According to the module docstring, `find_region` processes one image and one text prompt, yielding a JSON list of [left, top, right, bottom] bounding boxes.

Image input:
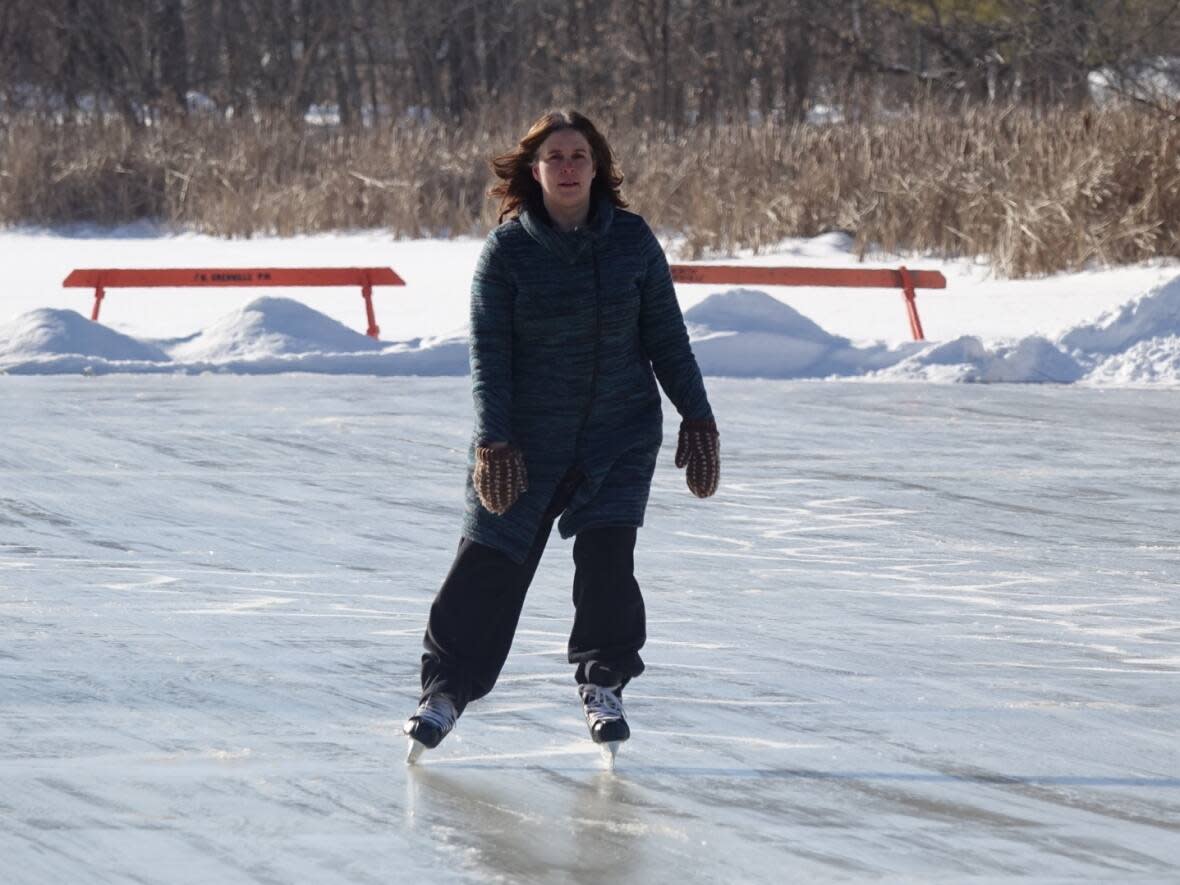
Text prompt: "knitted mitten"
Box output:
[[474, 444, 528, 515], [674, 418, 720, 498]]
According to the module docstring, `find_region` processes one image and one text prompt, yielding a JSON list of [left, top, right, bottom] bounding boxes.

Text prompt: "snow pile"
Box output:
[[1082, 336, 1180, 386], [1058, 275, 1180, 385], [1061, 275, 1180, 355], [374, 334, 470, 376], [867, 273, 1180, 384], [0, 297, 474, 376], [0, 308, 169, 372], [681, 289, 1090, 383], [684, 289, 909, 378], [167, 296, 384, 361], [875, 335, 1084, 383]]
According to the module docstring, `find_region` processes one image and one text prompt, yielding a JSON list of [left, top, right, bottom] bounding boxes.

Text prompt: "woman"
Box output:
[[404, 110, 720, 764]]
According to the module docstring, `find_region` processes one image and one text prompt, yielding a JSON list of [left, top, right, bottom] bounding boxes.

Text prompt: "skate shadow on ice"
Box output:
[[405, 766, 648, 882]]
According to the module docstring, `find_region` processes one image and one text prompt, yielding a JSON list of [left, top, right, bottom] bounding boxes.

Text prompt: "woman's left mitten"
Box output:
[[674, 419, 720, 498], [474, 445, 529, 515]]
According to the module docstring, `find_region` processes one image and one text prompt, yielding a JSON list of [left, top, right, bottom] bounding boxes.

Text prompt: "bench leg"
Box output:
[[898, 266, 925, 341], [91, 286, 105, 323], [362, 285, 380, 339]]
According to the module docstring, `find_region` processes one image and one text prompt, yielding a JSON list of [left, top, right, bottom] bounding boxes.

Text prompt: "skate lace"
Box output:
[[413, 694, 457, 731], [580, 684, 624, 725]]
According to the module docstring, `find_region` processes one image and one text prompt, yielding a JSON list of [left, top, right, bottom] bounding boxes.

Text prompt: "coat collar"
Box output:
[[519, 196, 615, 264]]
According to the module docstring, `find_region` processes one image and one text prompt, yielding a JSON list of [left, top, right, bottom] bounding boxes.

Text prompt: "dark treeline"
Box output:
[[2, 1, 1179, 127]]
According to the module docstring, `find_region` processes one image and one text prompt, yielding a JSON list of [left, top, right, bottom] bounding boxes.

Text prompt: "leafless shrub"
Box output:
[[1, 107, 1177, 277]]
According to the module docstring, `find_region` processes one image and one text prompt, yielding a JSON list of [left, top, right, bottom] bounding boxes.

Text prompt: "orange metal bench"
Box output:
[[62, 267, 405, 338], [669, 265, 946, 340], [63, 263, 944, 343]]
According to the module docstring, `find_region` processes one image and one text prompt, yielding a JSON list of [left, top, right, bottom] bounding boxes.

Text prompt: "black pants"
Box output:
[[420, 470, 647, 714]]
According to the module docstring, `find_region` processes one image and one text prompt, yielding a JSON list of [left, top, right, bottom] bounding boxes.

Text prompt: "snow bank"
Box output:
[[685, 289, 910, 378], [682, 290, 1089, 383], [1061, 275, 1180, 355], [167, 296, 384, 361], [0, 308, 169, 363], [1057, 275, 1180, 385], [875, 335, 1084, 383], [4, 272, 1180, 385], [1083, 336, 1180, 386], [173, 334, 471, 377], [868, 272, 1180, 384], [0, 298, 472, 376]]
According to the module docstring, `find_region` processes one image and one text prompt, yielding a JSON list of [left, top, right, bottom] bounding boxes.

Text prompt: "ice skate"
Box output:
[[579, 683, 629, 765], [403, 694, 458, 764]]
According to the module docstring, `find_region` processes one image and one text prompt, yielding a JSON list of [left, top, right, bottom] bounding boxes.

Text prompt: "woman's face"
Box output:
[[531, 129, 596, 216]]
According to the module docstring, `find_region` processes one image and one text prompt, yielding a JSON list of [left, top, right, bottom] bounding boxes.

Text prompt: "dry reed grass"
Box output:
[[1, 108, 1177, 276]]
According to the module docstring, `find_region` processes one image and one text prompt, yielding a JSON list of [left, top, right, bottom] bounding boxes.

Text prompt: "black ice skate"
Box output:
[[404, 694, 458, 764], [578, 683, 630, 766]]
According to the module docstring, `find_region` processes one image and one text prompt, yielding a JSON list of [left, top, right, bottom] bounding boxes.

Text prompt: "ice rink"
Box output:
[[2, 376, 1178, 883]]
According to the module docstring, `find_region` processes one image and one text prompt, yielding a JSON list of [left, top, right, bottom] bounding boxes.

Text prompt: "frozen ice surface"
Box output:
[[1, 376, 1178, 883]]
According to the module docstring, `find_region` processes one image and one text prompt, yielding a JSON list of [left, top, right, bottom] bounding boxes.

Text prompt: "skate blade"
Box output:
[[406, 739, 428, 765], [599, 741, 620, 768]]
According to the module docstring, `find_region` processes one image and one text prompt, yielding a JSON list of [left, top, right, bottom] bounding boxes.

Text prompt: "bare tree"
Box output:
[[3, 0, 1180, 126], [155, 0, 188, 114]]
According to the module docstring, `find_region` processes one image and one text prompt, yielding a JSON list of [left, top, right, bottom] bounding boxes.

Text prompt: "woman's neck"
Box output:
[[543, 197, 591, 232]]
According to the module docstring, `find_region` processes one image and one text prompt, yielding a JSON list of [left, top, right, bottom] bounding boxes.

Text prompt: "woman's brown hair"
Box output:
[[489, 110, 627, 222]]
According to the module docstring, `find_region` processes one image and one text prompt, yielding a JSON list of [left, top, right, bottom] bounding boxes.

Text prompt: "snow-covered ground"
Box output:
[[2, 228, 1180, 384], [1, 375, 1177, 882]]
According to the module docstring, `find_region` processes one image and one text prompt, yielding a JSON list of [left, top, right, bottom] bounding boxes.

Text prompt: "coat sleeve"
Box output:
[[637, 221, 714, 422], [469, 232, 515, 444]]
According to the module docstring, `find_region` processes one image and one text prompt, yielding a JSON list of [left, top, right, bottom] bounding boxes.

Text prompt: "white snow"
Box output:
[[3, 228, 1180, 384], [0, 307, 169, 362], [168, 296, 385, 362], [1090, 56, 1180, 106], [877, 334, 1086, 384], [1061, 273, 1180, 354]]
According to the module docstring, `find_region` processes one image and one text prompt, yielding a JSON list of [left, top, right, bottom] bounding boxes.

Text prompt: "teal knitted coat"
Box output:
[[461, 198, 714, 563]]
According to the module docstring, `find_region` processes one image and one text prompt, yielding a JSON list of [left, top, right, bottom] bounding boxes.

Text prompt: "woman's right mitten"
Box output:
[[474, 445, 529, 515], [674, 418, 720, 498]]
